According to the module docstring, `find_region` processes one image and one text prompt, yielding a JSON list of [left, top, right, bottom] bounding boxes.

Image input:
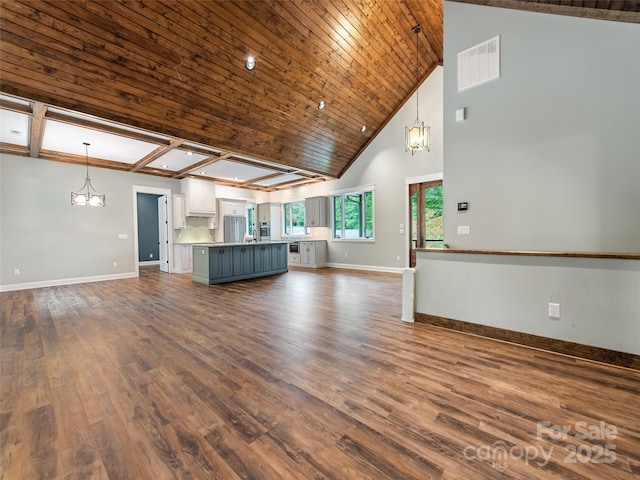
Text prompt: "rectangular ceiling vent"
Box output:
[[458, 35, 500, 92]]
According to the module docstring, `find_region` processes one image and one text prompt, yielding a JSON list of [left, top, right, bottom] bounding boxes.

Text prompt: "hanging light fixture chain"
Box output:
[[71, 142, 106, 206], [414, 25, 421, 122], [405, 24, 430, 155]]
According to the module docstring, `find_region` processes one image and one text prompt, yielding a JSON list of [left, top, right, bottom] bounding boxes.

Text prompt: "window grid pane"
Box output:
[[333, 196, 342, 238], [283, 201, 306, 236], [424, 185, 443, 247], [365, 191, 373, 238]]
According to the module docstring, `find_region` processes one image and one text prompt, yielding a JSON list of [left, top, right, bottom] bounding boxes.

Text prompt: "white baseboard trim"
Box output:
[[326, 262, 403, 274], [139, 260, 160, 266], [0, 272, 138, 292]]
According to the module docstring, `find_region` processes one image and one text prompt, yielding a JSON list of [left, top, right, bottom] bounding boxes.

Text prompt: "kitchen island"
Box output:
[[192, 241, 288, 285]]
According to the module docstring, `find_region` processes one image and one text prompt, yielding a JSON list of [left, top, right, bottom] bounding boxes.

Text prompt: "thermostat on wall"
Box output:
[[457, 202, 469, 211]]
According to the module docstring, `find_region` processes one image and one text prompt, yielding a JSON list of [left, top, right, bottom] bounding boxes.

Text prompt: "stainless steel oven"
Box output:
[[259, 222, 270, 241], [288, 242, 299, 254]]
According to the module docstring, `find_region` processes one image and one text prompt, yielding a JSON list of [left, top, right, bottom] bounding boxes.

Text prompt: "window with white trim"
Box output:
[[332, 188, 374, 240], [283, 201, 306, 236]]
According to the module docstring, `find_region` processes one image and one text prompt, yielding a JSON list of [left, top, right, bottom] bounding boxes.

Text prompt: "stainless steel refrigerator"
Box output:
[[223, 215, 247, 243]]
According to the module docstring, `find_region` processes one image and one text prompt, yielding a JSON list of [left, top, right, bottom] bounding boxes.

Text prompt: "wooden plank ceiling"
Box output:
[[0, 0, 637, 189], [0, 0, 442, 186]]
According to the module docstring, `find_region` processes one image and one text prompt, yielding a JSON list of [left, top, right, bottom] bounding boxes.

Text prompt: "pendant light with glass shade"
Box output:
[[71, 142, 106, 207], [405, 25, 430, 154]]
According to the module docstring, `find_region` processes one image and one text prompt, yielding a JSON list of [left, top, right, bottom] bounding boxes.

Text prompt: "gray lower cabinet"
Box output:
[[193, 242, 288, 285], [233, 246, 254, 276], [271, 243, 287, 270], [254, 244, 272, 273], [211, 247, 233, 280]]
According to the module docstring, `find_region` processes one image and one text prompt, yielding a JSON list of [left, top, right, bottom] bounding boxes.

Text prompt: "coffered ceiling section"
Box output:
[[0, 0, 443, 182]]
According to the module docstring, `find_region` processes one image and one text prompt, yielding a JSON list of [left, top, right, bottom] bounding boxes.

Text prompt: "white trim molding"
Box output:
[[0, 272, 137, 292]]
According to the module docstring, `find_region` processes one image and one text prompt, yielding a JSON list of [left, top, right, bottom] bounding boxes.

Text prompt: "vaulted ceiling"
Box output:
[[0, 0, 637, 191]]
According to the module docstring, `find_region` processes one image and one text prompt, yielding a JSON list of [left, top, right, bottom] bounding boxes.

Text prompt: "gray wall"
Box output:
[[270, 67, 444, 271], [0, 154, 179, 288], [0, 66, 443, 288], [417, 252, 640, 354], [137, 193, 160, 262], [443, 2, 640, 252], [415, 2, 640, 354]]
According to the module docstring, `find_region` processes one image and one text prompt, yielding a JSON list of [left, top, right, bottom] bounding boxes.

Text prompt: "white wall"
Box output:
[[415, 2, 640, 354]]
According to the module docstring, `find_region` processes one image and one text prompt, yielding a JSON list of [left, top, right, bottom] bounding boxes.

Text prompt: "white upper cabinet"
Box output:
[[219, 199, 246, 216], [257, 203, 271, 223], [172, 194, 186, 229], [305, 196, 328, 227], [181, 178, 216, 216]]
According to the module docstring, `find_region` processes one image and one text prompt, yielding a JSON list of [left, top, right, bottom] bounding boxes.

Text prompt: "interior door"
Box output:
[[409, 180, 443, 267], [158, 195, 169, 272]]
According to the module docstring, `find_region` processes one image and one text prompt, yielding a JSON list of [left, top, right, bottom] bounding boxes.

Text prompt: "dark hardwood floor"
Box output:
[[1, 266, 639, 479]]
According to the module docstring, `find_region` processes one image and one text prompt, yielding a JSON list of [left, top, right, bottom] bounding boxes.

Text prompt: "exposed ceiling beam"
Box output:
[[38, 149, 137, 171], [239, 172, 286, 186], [0, 99, 31, 115], [0, 142, 29, 156], [171, 152, 233, 179], [131, 138, 184, 172], [29, 102, 46, 158], [448, 0, 640, 23]]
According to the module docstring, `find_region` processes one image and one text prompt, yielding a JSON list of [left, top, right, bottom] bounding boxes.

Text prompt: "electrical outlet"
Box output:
[[149, 253, 153, 258], [13, 268, 20, 275], [344, 253, 348, 258], [548, 303, 560, 319], [396, 255, 400, 261], [113, 261, 118, 267]]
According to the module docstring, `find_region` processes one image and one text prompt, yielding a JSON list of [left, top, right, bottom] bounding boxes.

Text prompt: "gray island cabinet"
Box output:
[[192, 242, 288, 285]]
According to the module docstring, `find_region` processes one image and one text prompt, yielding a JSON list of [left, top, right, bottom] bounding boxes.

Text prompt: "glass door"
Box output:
[[409, 180, 443, 267]]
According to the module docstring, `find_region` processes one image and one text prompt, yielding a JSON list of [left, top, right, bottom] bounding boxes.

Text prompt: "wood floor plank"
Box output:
[[1, 266, 639, 479]]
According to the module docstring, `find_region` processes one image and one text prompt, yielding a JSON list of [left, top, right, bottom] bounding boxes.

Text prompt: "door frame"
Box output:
[[133, 185, 173, 276], [157, 195, 169, 272], [405, 173, 442, 267]]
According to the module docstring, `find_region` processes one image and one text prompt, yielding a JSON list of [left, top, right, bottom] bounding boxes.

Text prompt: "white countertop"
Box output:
[[186, 241, 288, 247]]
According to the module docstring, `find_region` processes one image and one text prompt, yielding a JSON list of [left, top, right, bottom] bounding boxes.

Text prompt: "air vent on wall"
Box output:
[[458, 35, 500, 92]]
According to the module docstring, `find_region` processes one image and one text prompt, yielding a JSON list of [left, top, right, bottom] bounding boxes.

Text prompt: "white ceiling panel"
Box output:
[[255, 173, 306, 186], [195, 160, 278, 182], [0, 92, 332, 190], [0, 110, 29, 146], [42, 120, 160, 163], [47, 107, 171, 141], [148, 149, 210, 171]]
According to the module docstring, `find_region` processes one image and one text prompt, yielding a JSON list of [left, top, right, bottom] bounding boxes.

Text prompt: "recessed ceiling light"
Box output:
[[161, 164, 168, 169], [245, 56, 256, 71], [318, 100, 326, 110], [200, 171, 207, 175], [361, 125, 367, 132], [186, 151, 193, 156]]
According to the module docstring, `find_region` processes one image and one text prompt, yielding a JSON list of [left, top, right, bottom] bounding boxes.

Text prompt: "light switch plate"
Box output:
[[457, 225, 470, 235]]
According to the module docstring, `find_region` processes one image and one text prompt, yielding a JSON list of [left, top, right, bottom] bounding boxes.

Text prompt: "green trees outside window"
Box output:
[[283, 201, 306, 235], [332, 190, 374, 239]]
